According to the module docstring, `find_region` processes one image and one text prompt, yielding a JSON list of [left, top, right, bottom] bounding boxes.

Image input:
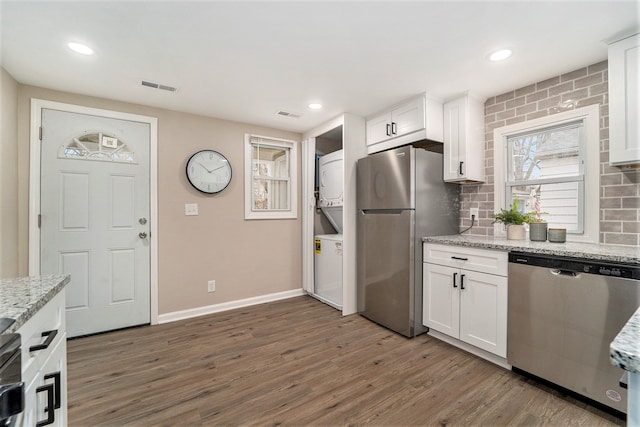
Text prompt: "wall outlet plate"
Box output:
[[208, 280, 216, 292], [470, 207, 479, 219]]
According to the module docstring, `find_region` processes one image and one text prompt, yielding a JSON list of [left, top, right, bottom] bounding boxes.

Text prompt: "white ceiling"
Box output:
[[1, 1, 638, 134]]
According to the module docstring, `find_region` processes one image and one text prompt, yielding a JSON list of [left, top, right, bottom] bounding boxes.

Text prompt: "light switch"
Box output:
[[185, 203, 198, 216]]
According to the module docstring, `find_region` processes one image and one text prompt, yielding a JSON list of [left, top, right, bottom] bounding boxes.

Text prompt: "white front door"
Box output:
[[40, 108, 151, 337]]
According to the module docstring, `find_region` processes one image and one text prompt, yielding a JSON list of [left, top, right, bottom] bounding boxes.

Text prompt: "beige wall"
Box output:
[[459, 61, 639, 246], [0, 68, 19, 278], [13, 82, 302, 314]]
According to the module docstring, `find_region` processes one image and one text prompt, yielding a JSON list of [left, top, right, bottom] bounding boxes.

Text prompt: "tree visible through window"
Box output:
[[506, 121, 584, 233]]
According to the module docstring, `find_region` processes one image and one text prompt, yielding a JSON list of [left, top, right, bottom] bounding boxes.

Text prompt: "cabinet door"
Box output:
[[459, 270, 507, 357], [422, 263, 460, 338], [391, 97, 425, 138], [443, 97, 465, 181], [366, 112, 392, 146], [609, 34, 640, 165], [22, 336, 67, 427]]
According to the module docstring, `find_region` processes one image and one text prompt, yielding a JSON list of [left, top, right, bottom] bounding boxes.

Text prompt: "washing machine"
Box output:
[[314, 234, 343, 309]]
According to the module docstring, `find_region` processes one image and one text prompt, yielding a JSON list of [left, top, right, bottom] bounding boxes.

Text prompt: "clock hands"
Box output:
[[198, 161, 228, 174]]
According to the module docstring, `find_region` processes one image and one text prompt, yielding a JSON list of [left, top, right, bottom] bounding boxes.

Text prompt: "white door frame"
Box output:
[[28, 99, 159, 325]]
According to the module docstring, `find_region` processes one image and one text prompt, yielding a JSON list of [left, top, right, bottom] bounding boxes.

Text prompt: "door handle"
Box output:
[[30, 330, 58, 352], [43, 372, 61, 410], [36, 383, 55, 426], [391, 122, 397, 135], [459, 161, 464, 175], [452, 272, 458, 288], [386, 123, 391, 136], [138, 232, 148, 239], [460, 274, 465, 290]]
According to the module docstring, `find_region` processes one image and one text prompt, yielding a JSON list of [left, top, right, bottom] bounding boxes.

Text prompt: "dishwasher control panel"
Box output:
[[509, 252, 640, 280]]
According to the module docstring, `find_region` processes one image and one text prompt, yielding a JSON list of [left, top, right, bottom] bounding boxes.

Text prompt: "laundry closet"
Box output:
[[313, 126, 343, 309], [302, 114, 366, 316]]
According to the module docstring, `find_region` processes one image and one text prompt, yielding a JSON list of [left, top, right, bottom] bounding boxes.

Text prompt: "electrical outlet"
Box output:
[[207, 280, 216, 292], [470, 208, 479, 220]]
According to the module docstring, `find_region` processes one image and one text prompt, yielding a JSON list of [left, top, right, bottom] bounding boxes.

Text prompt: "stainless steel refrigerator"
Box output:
[[356, 144, 459, 337]]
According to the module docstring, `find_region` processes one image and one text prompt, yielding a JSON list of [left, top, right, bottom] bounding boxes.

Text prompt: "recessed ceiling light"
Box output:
[[489, 49, 512, 62], [308, 103, 323, 110], [68, 42, 94, 56]]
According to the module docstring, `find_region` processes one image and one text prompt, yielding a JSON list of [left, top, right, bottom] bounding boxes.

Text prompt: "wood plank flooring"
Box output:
[[67, 296, 624, 426]]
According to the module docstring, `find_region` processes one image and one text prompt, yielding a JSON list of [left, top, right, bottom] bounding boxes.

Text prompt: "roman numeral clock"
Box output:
[[186, 149, 232, 194]]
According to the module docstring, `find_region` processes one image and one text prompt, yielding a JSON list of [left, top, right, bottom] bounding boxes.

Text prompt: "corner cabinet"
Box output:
[[608, 33, 640, 166], [423, 243, 508, 364], [18, 291, 67, 426], [443, 93, 485, 183], [365, 94, 443, 154]]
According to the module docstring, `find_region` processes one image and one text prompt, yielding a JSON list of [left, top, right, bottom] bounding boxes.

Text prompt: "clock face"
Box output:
[[186, 150, 232, 194]]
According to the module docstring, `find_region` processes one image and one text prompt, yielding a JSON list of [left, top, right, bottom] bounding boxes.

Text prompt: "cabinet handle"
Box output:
[[452, 272, 457, 288], [36, 383, 55, 427], [460, 274, 466, 290], [30, 329, 58, 352], [451, 256, 468, 261], [44, 372, 61, 409], [391, 122, 397, 135], [386, 123, 391, 136], [459, 161, 464, 175]]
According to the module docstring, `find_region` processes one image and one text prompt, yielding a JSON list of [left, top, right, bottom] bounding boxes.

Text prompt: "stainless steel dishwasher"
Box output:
[[508, 252, 640, 414]]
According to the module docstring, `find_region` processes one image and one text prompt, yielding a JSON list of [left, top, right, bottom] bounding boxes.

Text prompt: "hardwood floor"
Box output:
[[67, 296, 624, 426]]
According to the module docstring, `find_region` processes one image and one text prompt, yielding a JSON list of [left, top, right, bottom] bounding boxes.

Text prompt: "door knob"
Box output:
[[139, 232, 148, 239], [139, 217, 147, 225]]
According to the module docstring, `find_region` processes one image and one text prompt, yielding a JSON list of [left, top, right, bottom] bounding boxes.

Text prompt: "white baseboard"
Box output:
[[158, 288, 306, 324]]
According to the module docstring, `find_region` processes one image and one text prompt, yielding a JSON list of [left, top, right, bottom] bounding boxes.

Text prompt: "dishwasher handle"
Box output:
[[550, 269, 581, 278]]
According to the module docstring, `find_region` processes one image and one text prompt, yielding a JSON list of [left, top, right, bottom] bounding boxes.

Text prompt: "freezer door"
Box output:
[[357, 145, 413, 210], [357, 209, 414, 337]]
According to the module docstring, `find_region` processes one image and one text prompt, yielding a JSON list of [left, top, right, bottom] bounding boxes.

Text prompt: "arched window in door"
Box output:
[[58, 132, 137, 164]]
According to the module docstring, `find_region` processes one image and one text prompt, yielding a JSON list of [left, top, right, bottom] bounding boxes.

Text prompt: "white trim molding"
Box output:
[[28, 99, 160, 325], [158, 288, 306, 324], [493, 104, 600, 243]]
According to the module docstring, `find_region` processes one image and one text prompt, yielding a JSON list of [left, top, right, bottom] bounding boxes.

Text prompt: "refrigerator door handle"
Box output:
[[361, 209, 407, 215]]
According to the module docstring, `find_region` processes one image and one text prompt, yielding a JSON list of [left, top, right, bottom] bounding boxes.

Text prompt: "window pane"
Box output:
[[509, 181, 581, 233], [508, 124, 581, 181], [252, 179, 270, 210], [252, 146, 288, 178], [270, 180, 290, 210]]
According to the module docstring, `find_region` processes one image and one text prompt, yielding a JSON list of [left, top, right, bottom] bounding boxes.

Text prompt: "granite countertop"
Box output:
[[611, 307, 640, 374], [422, 234, 640, 265], [0, 274, 70, 334]]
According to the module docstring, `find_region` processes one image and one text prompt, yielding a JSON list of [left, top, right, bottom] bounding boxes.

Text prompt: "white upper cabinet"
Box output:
[[608, 33, 640, 166], [365, 94, 443, 154], [443, 93, 485, 183]]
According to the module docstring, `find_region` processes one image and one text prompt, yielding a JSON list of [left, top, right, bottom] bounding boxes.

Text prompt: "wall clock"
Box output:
[[186, 149, 232, 194]]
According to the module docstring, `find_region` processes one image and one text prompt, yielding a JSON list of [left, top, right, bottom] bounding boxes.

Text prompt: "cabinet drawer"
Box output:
[[423, 243, 508, 276], [20, 292, 65, 382]]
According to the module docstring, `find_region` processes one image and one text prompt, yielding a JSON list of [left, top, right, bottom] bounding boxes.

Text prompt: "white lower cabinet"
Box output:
[[18, 291, 67, 426], [423, 243, 508, 361]]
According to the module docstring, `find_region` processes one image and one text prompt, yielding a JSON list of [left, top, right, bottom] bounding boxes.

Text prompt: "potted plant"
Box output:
[[492, 197, 537, 240]]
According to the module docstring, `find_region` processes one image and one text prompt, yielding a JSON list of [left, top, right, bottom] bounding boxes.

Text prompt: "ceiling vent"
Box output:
[[141, 80, 177, 92], [275, 110, 301, 118]]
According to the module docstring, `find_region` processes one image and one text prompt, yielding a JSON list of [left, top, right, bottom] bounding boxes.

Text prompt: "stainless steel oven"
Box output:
[[0, 332, 23, 426]]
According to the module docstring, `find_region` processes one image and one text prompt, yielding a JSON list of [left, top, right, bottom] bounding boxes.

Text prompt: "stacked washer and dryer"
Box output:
[[314, 150, 343, 309]]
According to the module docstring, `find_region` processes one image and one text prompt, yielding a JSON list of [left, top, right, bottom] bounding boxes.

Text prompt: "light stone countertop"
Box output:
[[611, 307, 640, 374], [422, 234, 640, 265], [0, 274, 70, 334]]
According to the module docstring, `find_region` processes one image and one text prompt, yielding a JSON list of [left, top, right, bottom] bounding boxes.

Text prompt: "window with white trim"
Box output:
[[244, 134, 298, 220], [494, 105, 600, 242], [506, 121, 584, 233]]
